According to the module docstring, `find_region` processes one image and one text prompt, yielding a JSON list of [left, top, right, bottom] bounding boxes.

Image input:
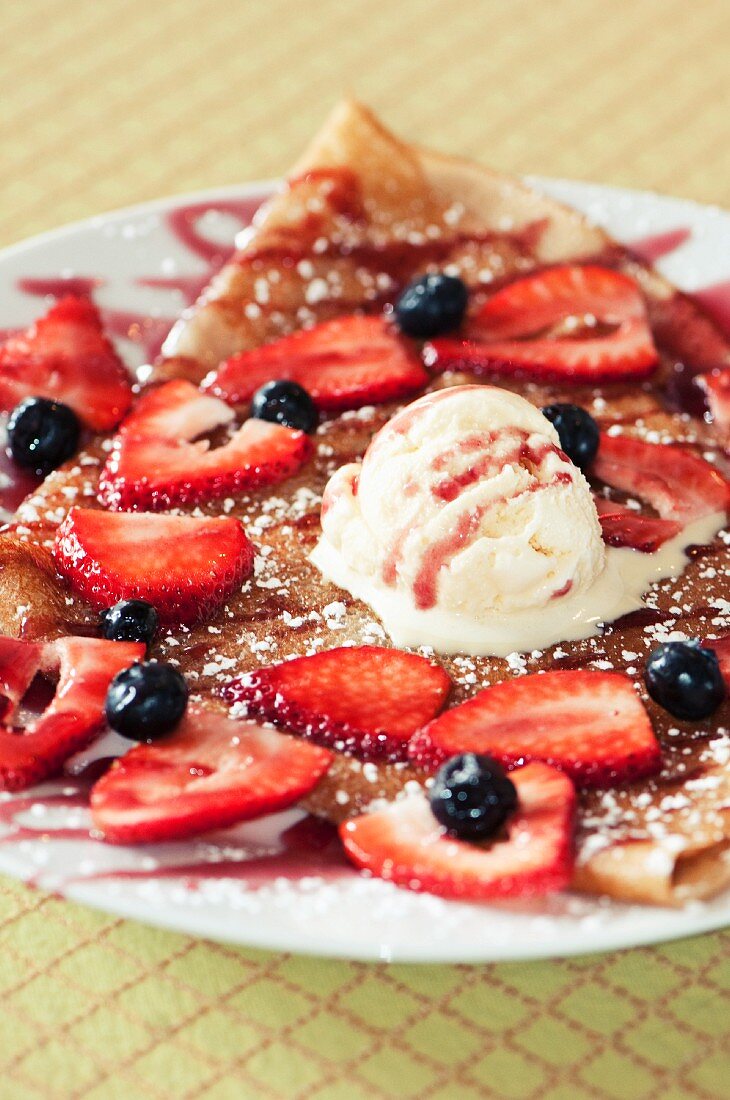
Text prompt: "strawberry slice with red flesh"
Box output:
[[53, 507, 254, 624], [592, 433, 730, 524], [340, 762, 575, 900], [704, 636, 730, 686], [471, 264, 647, 339], [409, 670, 660, 788], [202, 315, 428, 411], [0, 296, 132, 431], [593, 496, 682, 553], [90, 706, 333, 845], [223, 646, 451, 762], [428, 265, 658, 382], [98, 379, 311, 510], [0, 636, 143, 791], [0, 637, 43, 723], [428, 320, 655, 382]]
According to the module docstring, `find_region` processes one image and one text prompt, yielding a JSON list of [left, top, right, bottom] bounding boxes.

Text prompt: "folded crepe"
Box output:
[[155, 99, 610, 381], [4, 101, 729, 906]]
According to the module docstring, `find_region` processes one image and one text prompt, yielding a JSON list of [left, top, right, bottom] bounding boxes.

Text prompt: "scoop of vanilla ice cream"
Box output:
[[312, 386, 605, 627]]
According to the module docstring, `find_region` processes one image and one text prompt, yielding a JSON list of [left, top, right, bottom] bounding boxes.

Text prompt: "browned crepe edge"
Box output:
[[574, 837, 730, 905]]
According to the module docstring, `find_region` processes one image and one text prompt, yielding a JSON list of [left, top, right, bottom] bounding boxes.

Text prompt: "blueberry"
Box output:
[[429, 753, 518, 841], [394, 273, 468, 338], [644, 640, 725, 721], [6, 396, 80, 476], [100, 599, 159, 648], [541, 403, 600, 469], [251, 380, 318, 433], [105, 661, 188, 742]]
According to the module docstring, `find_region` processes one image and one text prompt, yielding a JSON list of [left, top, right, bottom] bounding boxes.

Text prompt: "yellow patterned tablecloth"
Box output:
[[0, 1, 729, 1096]]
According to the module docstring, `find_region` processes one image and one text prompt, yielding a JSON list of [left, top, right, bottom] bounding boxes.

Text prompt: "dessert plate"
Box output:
[[0, 179, 728, 963]]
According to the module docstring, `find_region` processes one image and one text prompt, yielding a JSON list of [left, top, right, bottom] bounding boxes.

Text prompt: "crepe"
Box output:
[[3, 101, 729, 906], [155, 100, 609, 382]]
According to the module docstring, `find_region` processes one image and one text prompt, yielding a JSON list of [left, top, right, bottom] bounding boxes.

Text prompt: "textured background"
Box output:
[[0, 0, 729, 1096]]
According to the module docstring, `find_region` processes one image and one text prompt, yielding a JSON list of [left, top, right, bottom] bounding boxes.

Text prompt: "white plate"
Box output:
[[0, 178, 728, 963]]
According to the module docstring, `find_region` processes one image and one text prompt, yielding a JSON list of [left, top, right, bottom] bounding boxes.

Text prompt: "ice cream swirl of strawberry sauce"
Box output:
[[311, 386, 725, 657]]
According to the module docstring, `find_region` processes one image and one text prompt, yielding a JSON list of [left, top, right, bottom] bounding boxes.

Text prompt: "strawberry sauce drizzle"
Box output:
[[16, 276, 103, 298], [14, 197, 265, 361], [0, 789, 90, 845], [629, 227, 692, 264], [64, 815, 350, 890], [135, 197, 265, 308], [382, 524, 410, 586], [0, 780, 351, 890], [166, 198, 263, 264], [136, 274, 211, 307], [430, 434, 498, 502], [382, 430, 571, 600], [0, 822, 91, 845], [413, 505, 487, 610]]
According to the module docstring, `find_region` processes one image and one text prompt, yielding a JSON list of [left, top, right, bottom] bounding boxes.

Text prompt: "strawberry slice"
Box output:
[[90, 706, 333, 844], [472, 264, 647, 338], [0, 637, 43, 722], [223, 646, 451, 761], [0, 296, 132, 431], [592, 433, 730, 524], [428, 320, 656, 382], [428, 265, 658, 382], [340, 762, 575, 900], [705, 636, 730, 685], [593, 496, 682, 552], [53, 507, 254, 624], [202, 315, 428, 411], [409, 670, 660, 788], [0, 635, 144, 791], [597, 511, 682, 552], [98, 379, 312, 510], [699, 368, 730, 433]]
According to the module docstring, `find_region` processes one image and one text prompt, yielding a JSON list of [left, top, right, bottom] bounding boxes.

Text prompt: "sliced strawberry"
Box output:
[[53, 507, 254, 624], [202, 315, 428, 411], [98, 379, 311, 510], [593, 496, 682, 552], [90, 706, 332, 844], [409, 670, 660, 788], [592, 433, 730, 524], [428, 319, 657, 382], [0, 635, 143, 791], [115, 377, 234, 439], [473, 264, 647, 337], [705, 636, 730, 685], [699, 367, 730, 433], [428, 265, 657, 382], [340, 762, 575, 900], [0, 296, 132, 430], [0, 637, 43, 722], [598, 511, 682, 552], [223, 646, 451, 761]]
